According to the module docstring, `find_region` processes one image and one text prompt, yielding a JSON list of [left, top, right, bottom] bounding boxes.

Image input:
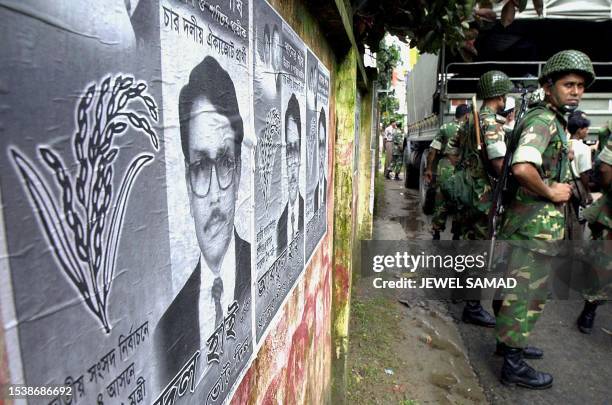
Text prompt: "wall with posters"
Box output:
[[0, 0, 374, 404]]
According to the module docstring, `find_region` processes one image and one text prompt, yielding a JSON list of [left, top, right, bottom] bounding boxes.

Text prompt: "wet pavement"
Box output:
[[374, 175, 612, 405]]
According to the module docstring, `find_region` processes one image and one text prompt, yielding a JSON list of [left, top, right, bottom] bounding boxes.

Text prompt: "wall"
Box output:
[[0, 1, 375, 404]]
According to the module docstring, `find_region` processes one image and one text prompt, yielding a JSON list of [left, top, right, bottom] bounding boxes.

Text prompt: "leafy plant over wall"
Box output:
[[354, 0, 544, 60]]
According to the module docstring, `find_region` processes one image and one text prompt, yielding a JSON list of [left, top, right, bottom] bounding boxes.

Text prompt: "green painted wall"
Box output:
[[331, 46, 358, 404]]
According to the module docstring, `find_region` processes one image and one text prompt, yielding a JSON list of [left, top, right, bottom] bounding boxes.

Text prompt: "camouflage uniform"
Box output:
[[581, 134, 612, 302], [596, 120, 610, 154], [430, 120, 462, 232], [495, 102, 570, 348], [458, 105, 508, 240], [390, 130, 404, 175]]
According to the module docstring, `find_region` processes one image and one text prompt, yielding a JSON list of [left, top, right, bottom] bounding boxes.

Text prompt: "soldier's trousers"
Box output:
[[390, 154, 403, 175], [431, 157, 456, 232], [582, 225, 612, 303], [496, 246, 550, 348], [384, 141, 393, 172]]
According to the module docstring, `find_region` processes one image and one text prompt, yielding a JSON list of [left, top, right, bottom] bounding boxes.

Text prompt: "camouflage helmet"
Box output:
[[539, 50, 595, 87], [477, 70, 513, 99]]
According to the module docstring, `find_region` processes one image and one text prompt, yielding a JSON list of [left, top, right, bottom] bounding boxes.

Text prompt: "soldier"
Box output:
[[458, 71, 513, 328], [576, 134, 611, 333], [495, 50, 595, 389], [424, 104, 470, 240], [597, 120, 610, 154], [390, 122, 404, 180]]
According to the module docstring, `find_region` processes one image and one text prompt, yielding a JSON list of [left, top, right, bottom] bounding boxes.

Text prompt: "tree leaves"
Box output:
[[357, 0, 543, 60]]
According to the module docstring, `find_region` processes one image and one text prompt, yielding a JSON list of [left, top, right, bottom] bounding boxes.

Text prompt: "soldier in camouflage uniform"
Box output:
[[596, 120, 610, 153], [390, 122, 404, 180], [425, 104, 470, 239], [458, 71, 513, 328], [460, 70, 513, 240], [495, 50, 595, 389], [576, 133, 612, 333]]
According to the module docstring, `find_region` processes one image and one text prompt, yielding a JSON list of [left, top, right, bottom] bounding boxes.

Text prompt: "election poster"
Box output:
[[156, 0, 253, 403], [305, 52, 330, 263], [253, 0, 307, 342], [0, 1, 167, 404]]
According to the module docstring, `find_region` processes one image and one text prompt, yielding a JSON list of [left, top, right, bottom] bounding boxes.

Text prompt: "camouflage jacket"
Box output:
[[584, 134, 612, 231], [430, 120, 462, 156], [457, 105, 506, 214], [392, 131, 404, 155], [480, 105, 507, 160], [501, 102, 570, 242]]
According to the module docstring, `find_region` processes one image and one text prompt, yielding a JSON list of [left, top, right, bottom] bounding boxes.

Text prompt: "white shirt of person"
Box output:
[[198, 232, 236, 358], [384, 125, 395, 142], [287, 195, 300, 244], [569, 138, 592, 176]]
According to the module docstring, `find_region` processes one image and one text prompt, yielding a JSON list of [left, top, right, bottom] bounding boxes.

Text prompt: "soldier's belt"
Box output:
[[442, 153, 460, 165]]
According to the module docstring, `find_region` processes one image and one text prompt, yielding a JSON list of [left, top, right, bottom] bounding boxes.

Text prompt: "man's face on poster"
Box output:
[[286, 117, 300, 203], [186, 96, 241, 267], [263, 25, 271, 67], [318, 119, 326, 176], [272, 27, 281, 72]]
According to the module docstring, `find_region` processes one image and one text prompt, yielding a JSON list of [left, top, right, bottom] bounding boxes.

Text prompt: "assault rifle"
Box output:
[[487, 87, 532, 269]]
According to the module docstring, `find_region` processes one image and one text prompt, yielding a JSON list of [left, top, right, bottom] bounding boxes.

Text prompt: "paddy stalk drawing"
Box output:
[[11, 75, 159, 333]]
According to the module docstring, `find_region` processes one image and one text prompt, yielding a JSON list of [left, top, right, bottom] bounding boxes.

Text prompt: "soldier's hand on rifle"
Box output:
[[424, 169, 433, 184], [547, 182, 573, 203]]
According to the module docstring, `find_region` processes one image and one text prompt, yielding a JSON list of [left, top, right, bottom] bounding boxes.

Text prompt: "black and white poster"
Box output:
[[0, 1, 166, 404], [305, 54, 330, 263], [253, 0, 306, 342], [156, 0, 253, 404]]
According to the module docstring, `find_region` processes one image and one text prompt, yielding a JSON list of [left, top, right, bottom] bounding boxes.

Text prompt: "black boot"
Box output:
[[432, 230, 441, 240], [462, 301, 496, 327], [577, 300, 599, 334], [492, 299, 503, 317], [500, 346, 553, 389], [495, 341, 543, 360]]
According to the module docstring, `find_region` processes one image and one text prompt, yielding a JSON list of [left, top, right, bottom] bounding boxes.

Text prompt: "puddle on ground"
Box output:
[[409, 304, 487, 403], [390, 215, 427, 234]]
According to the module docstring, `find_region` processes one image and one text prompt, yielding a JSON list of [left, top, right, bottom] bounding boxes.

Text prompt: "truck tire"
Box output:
[[419, 150, 429, 208], [405, 148, 421, 189]]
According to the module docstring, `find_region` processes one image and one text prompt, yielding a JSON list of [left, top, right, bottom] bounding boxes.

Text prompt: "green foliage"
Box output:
[[376, 40, 402, 126], [355, 0, 545, 60]]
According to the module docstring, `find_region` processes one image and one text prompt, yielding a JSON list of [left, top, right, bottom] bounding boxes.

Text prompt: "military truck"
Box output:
[[403, 0, 612, 207]]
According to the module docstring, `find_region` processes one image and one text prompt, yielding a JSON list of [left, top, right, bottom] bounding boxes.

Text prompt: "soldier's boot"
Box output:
[[577, 300, 599, 334], [462, 300, 496, 327], [432, 230, 441, 240], [500, 347, 553, 389], [492, 299, 502, 316], [394, 173, 401, 180], [495, 341, 543, 360], [450, 221, 461, 240]]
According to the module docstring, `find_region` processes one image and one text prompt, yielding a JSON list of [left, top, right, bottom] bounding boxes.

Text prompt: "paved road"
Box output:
[[381, 177, 612, 405]]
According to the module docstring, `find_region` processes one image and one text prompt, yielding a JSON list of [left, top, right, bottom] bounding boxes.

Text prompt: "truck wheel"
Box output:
[[405, 149, 421, 189], [419, 150, 429, 208]]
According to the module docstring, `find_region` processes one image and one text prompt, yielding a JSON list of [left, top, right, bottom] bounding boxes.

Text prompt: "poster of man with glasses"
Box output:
[[305, 50, 330, 263], [155, 0, 252, 404], [253, 0, 306, 342]]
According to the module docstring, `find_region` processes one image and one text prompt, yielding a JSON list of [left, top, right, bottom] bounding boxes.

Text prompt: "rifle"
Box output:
[[472, 95, 482, 151], [487, 88, 531, 269]]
